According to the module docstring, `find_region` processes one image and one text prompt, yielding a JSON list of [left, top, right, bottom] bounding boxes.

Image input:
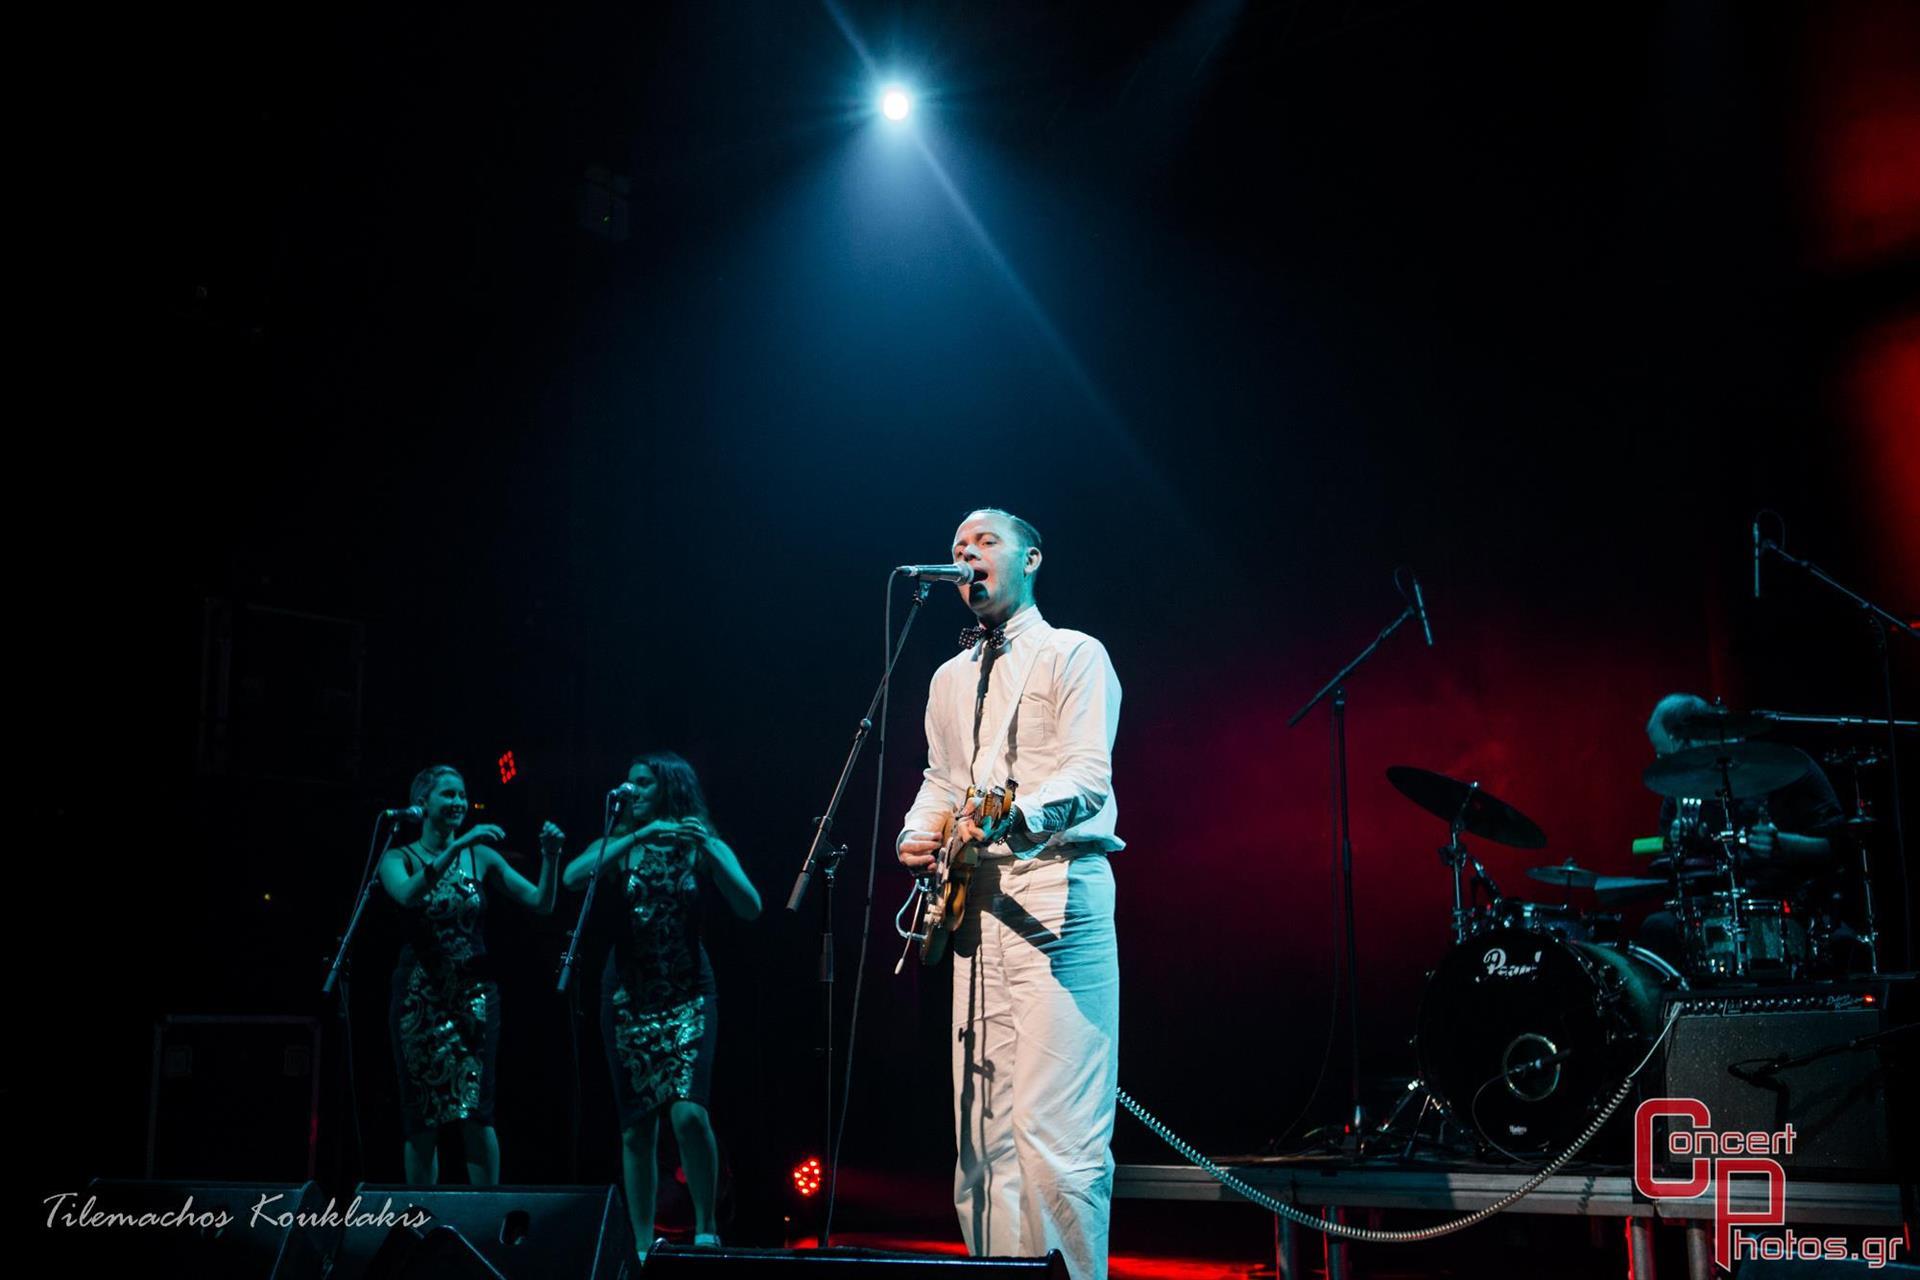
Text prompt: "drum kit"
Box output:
[[1382, 710, 1886, 1161]]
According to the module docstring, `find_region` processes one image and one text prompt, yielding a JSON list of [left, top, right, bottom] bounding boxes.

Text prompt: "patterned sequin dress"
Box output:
[[600, 834, 718, 1129], [388, 850, 501, 1136]]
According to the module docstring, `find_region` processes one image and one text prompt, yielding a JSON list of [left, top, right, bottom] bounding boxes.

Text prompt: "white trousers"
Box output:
[[951, 853, 1119, 1280]]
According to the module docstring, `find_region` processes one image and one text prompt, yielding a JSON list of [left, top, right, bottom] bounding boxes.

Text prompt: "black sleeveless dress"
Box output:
[[389, 850, 501, 1135], [600, 834, 719, 1129]]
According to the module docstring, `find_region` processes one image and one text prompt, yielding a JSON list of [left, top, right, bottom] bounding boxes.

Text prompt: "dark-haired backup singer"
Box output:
[[378, 764, 563, 1185], [897, 509, 1123, 1280], [563, 752, 761, 1261]]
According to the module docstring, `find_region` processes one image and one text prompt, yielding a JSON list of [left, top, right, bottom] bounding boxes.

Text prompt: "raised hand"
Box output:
[[455, 823, 508, 850], [538, 821, 566, 858]]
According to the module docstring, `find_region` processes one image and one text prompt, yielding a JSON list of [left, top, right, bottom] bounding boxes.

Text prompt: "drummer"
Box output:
[[1638, 693, 1845, 963]]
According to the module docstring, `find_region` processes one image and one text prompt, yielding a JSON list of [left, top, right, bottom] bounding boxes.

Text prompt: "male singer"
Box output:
[[897, 508, 1123, 1280]]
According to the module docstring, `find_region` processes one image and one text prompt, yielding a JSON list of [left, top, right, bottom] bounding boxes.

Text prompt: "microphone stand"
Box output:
[[1758, 537, 1916, 970], [559, 792, 625, 1182], [558, 793, 624, 994], [786, 580, 933, 914], [1288, 595, 1423, 1144], [319, 811, 403, 1192], [785, 577, 931, 1246]]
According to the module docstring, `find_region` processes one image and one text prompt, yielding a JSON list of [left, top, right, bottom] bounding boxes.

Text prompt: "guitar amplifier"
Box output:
[[1655, 979, 1915, 1180]]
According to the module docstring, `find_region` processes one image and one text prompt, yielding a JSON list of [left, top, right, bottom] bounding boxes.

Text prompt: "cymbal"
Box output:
[[1385, 766, 1548, 849], [1592, 876, 1672, 906], [1525, 862, 1674, 905], [1528, 860, 1601, 889], [1667, 708, 1773, 742], [1641, 742, 1809, 801]]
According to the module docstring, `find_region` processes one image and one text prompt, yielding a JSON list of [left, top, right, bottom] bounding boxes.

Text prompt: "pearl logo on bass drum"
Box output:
[[1481, 947, 1542, 979]]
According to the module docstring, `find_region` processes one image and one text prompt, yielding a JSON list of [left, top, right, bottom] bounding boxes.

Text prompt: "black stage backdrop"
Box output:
[[26, 0, 1917, 1243]]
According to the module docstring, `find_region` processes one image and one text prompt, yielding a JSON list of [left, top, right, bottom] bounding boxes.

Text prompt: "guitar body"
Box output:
[[916, 781, 1017, 966]]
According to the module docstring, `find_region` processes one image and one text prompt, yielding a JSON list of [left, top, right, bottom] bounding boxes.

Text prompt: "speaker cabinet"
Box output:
[[1658, 984, 1914, 1179], [147, 1015, 320, 1180]]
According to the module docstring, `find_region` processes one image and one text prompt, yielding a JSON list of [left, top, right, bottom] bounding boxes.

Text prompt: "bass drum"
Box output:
[[1415, 929, 1683, 1159]]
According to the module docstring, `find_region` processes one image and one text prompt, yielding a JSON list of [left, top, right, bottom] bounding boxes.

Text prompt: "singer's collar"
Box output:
[[968, 602, 1043, 654]]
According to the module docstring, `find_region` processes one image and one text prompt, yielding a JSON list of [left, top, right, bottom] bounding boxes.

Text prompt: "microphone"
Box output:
[[1410, 575, 1434, 647], [1510, 1048, 1574, 1076], [896, 563, 975, 583], [609, 783, 638, 801], [1752, 517, 1761, 600], [383, 806, 424, 823]]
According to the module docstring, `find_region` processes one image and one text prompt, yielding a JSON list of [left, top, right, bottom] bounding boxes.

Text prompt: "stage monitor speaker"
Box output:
[[642, 1245, 1068, 1277], [328, 1185, 632, 1280], [1658, 983, 1915, 1180], [55, 1180, 335, 1280]]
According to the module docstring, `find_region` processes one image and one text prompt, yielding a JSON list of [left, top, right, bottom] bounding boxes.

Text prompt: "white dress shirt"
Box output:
[[902, 604, 1123, 858]]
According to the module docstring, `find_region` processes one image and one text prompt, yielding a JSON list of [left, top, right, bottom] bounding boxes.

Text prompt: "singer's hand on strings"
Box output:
[[897, 828, 943, 872]]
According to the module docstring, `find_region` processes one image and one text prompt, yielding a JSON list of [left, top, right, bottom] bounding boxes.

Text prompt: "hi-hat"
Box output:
[[1525, 861, 1673, 904], [1527, 860, 1600, 889], [1386, 766, 1547, 849]]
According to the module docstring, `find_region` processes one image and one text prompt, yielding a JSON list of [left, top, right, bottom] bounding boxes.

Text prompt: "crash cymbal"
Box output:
[[1641, 742, 1810, 801], [1385, 766, 1548, 849], [1667, 708, 1774, 742], [1527, 860, 1600, 889]]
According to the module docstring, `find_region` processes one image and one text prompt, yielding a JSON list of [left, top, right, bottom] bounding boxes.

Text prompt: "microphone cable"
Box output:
[[1118, 1007, 1682, 1243]]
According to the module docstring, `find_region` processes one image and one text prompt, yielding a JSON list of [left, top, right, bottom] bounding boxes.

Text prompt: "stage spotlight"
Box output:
[[880, 85, 912, 121]]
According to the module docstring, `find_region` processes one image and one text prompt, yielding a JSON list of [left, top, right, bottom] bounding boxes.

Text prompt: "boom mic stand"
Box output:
[[1757, 530, 1917, 969], [557, 789, 628, 1179], [784, 576, 932, 1246], [1288, 585, 1426, 1143], [319, 810, 406, 1188]]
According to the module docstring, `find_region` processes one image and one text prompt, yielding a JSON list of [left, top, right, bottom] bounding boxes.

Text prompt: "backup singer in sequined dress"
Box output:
[[563, 752, 760, 1261], [380, 764, 562, 1184]]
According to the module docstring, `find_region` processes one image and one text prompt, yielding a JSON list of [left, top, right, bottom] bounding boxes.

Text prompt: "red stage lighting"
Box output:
[[498, 750, 517, 783], [791, 1157, 823, 1198]]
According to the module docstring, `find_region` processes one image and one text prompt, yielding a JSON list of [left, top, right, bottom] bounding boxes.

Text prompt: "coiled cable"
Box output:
[[1116, 1009, 1679, 1243]]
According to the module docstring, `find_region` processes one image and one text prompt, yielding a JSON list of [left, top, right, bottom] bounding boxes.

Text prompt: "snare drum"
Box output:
[[1463, 901, 1592, 942], [1674, 892, 1808, 979], [1499, 901, 1589, 942]]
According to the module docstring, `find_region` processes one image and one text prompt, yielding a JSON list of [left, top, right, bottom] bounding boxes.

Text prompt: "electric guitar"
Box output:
[[912, 780, 1020, 966]]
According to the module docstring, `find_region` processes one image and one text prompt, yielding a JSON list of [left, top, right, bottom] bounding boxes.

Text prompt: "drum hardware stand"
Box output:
[[1778, 720, 1909, 976], [1439, 796, 1504, 944], [1705, 758, 1752, 980], [1288, 588, 1427, 1139], [1374, 1077, 1464, 1158], [1755, 525, 1915, 970]]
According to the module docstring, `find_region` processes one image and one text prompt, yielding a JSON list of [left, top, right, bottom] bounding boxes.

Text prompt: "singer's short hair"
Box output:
[[409, 764, 464, 808], [627, 751, 713, 825], [1646, 693, 1714, 750], [963, 508, 1043, 556]]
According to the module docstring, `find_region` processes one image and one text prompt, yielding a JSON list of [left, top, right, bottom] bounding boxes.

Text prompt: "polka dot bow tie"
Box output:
[[958, 624, 1009, 653]]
